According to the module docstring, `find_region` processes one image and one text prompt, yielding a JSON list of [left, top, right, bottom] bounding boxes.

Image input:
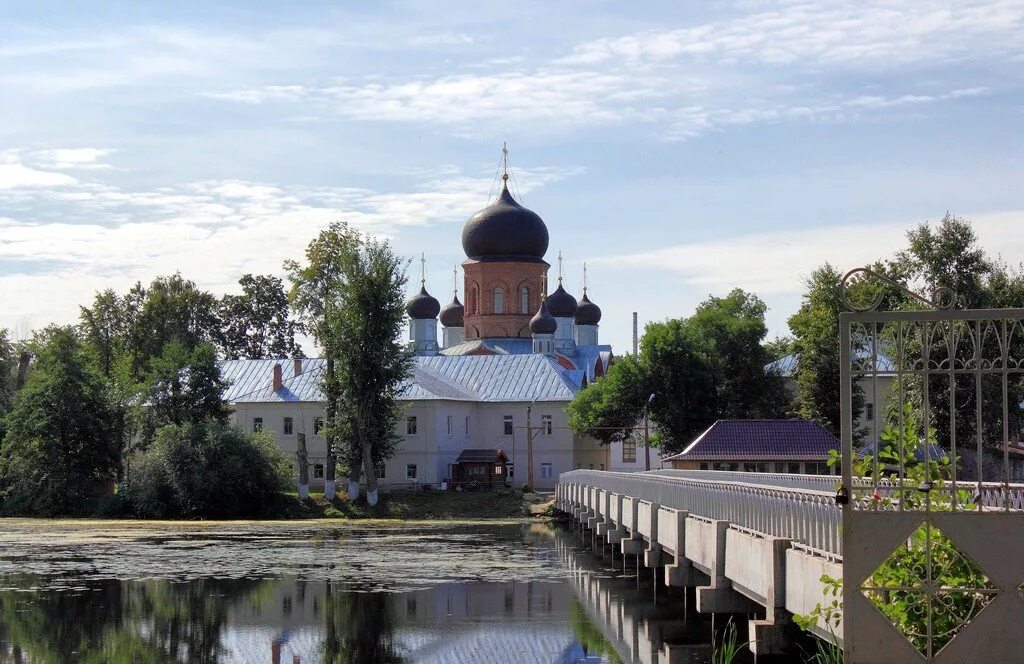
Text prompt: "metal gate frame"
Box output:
[[840, 269, 1024, 664]]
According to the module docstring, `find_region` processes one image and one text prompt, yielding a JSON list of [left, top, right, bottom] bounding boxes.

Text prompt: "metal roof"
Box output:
[[766, 348, 895, 377], [663, 419, 839, 462], [455, 448, 508, 463], [220, 353, 580, 405]]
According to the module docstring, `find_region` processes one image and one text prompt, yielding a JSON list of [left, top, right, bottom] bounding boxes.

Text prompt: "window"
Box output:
[[699, 462, 709, 470], [520, 286, 530, 313], [313, 464, 324, 479], [407, 416, 417, 435], [314, 417, 324, 435], [865, 402, 874, 421], [622, 438, 637, 463], [493, 286, 504, 314], [805, 462, 830, 475], [541, 414, 552, 435], [253, 417, 263, 432], [446, 415, 452, 437], [503, 415, 513, 436], [495, 464, 504, 475], [465, 416, 470, 436], [541, 463, 553, 479], [283, 417, 294, 435], [376, 464, 386, 479], [468, 287, 478, 315], [787, 462, 801, 474], [406, 464, 418, 480]]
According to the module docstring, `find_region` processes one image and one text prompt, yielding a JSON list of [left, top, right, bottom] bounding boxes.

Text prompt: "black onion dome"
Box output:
[[574, 291, 602, 325], [461, 183, 549, 260], [546, 284, 577, 317], [529, 300, 557, 335], [439, 295, 464, 327], [406, 286, 440, 319]]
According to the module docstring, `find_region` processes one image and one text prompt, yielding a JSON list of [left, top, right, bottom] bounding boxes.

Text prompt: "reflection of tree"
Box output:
[[0, 576, 268, 664], [322, 581, 404, 663], [569, 600, 624, 664]]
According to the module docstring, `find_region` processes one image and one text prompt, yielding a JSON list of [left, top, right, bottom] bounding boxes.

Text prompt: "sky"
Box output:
[[1, 0, 1023, 352]]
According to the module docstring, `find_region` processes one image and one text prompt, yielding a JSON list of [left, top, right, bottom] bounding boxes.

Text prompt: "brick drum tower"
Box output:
[[460, 169, 550, 339]]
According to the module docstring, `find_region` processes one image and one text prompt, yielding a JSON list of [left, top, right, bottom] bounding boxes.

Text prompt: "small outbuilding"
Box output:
[[450, 449, 509, 490], [663, 419, 838, 474]]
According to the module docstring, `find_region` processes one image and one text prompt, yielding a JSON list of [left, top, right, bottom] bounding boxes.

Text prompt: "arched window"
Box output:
[[493, 287, 504, 314], [468, 288, 478, 315], [520, 286, 530, 313]]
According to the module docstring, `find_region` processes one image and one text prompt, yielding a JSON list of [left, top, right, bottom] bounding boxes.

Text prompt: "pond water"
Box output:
[[0, 520, 765, 664]]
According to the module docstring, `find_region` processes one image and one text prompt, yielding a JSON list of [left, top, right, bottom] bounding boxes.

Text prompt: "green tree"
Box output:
[[139, 341, 229, 439], [0, 326, 118, 515], [135, 274, 219, 371], [286, 222, 412, 504], [788, 264, 866, 439], [0, 330, 16, 440], [568, 288, 787, 454], [125, 420, 289, 518], [217, 274, 303, 359]]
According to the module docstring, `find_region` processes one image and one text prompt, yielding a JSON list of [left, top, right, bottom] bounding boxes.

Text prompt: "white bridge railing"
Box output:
[[561, 469, 842, 557]]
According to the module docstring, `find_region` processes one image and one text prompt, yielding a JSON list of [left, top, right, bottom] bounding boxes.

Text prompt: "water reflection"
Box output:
[[0, 522, 754, 663]]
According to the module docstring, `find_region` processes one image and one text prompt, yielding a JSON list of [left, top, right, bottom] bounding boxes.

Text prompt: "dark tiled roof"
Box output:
[[663, 419, 838, 462], [455, 448, 508, 463]]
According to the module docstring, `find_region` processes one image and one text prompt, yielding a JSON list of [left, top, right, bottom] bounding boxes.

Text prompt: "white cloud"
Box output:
[[560, 0, 1024, 67], [0, 163, 77, 189], [594, 211, 1024, 296], [0, 156, 578, 332], [35, 148, 116, 170]]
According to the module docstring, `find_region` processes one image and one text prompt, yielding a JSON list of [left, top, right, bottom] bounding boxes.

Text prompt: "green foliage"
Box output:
[[788, 264, 866, 439], [0, 327, 118, 515], [0, 329, 16, 441], [568, 288, 788, 453], [216, 273, 303, 360], [287, 221, 413, 490], [711, 617, 749, 664], [123, 420, 291, 518], [139, 341, 229, 439]]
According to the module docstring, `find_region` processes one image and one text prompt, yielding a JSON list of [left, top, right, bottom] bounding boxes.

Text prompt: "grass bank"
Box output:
[[268, 488, 549, 520]]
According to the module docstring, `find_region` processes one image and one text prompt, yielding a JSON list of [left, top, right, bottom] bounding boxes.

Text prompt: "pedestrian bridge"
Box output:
[[556, 469, 1024, 658]]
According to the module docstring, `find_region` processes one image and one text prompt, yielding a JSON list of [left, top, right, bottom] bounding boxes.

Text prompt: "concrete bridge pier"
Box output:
[[684, 518, 761, 616]]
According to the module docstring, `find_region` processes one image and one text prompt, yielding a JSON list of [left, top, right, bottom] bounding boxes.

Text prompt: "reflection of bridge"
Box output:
[[558, 469, 1024, 658], [554, 530, 714, 664]]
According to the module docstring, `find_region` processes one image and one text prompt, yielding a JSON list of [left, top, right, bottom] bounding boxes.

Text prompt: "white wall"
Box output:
[[230, 397, 609, 491]]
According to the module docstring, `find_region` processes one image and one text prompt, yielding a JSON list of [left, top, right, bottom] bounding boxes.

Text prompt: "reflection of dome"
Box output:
[[461, 183, 549, 260], [440, 295, 464, 327], [406, 286, 440, 319], [546, 284, 577, 318], [574, 292, 601, 325], [529, 300, 557, 335]]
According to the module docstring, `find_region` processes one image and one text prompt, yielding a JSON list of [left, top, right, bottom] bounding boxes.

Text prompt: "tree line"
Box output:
[[569, 214, 1024, 455], [0, 221, 409, 515]]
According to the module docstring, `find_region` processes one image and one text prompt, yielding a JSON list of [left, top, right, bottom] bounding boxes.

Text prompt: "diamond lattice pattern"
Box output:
[[861, 522, 1000, 658]]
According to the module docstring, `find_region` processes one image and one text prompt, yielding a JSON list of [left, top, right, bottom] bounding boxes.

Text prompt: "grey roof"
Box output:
[[663, 419, 838, 462], [766, 348, 895, 377], [440, 338, 534, 356], [455, 448, 508, 463], [220, 353, 581, 405]]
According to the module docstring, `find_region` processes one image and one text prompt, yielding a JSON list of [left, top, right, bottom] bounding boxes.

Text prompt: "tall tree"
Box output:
[[0, 330, 16, 442], [135, 274, 219, 369], [0, 326, 117, 515], [217, 274, 303, 359], [286, 222, 411, 504], [140, 341, 229, 437], [788, 264, 867, 438], [568, 288, 787, 454]]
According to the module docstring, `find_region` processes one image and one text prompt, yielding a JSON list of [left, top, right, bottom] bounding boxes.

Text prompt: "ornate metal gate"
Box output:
[[840, 269, 1024, 663]]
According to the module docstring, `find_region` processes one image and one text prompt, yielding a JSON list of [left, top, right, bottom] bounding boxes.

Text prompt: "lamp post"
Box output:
[[644, 393, 655, 471]]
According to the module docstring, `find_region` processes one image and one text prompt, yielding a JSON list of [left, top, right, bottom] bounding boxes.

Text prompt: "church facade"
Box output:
[[222, 171, 662, 491]]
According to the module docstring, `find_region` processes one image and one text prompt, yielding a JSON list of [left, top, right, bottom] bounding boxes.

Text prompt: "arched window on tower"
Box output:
[[493, 287, 504, 314], [520, 286, 530, 314], [468, 288, 478, 315]]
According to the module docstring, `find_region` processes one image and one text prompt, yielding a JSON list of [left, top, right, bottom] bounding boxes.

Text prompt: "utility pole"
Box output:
[[644, 393, 655, 471], [527, 397, 537, 488]]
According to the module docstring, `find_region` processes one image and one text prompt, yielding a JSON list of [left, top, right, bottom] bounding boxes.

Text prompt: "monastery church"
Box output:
[[222, 159, 661, 491]]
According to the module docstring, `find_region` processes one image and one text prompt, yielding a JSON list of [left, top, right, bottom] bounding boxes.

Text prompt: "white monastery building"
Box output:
[[222, 168, 661, 490]]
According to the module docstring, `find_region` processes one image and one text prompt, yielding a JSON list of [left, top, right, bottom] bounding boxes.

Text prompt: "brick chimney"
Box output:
[[294, 358, 303, 376], [272, 363, 283, 391]]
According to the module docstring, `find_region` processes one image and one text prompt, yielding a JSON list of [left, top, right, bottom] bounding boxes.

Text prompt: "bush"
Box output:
[[521, 484, 533, 494], [124, 420, 290, 518]]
